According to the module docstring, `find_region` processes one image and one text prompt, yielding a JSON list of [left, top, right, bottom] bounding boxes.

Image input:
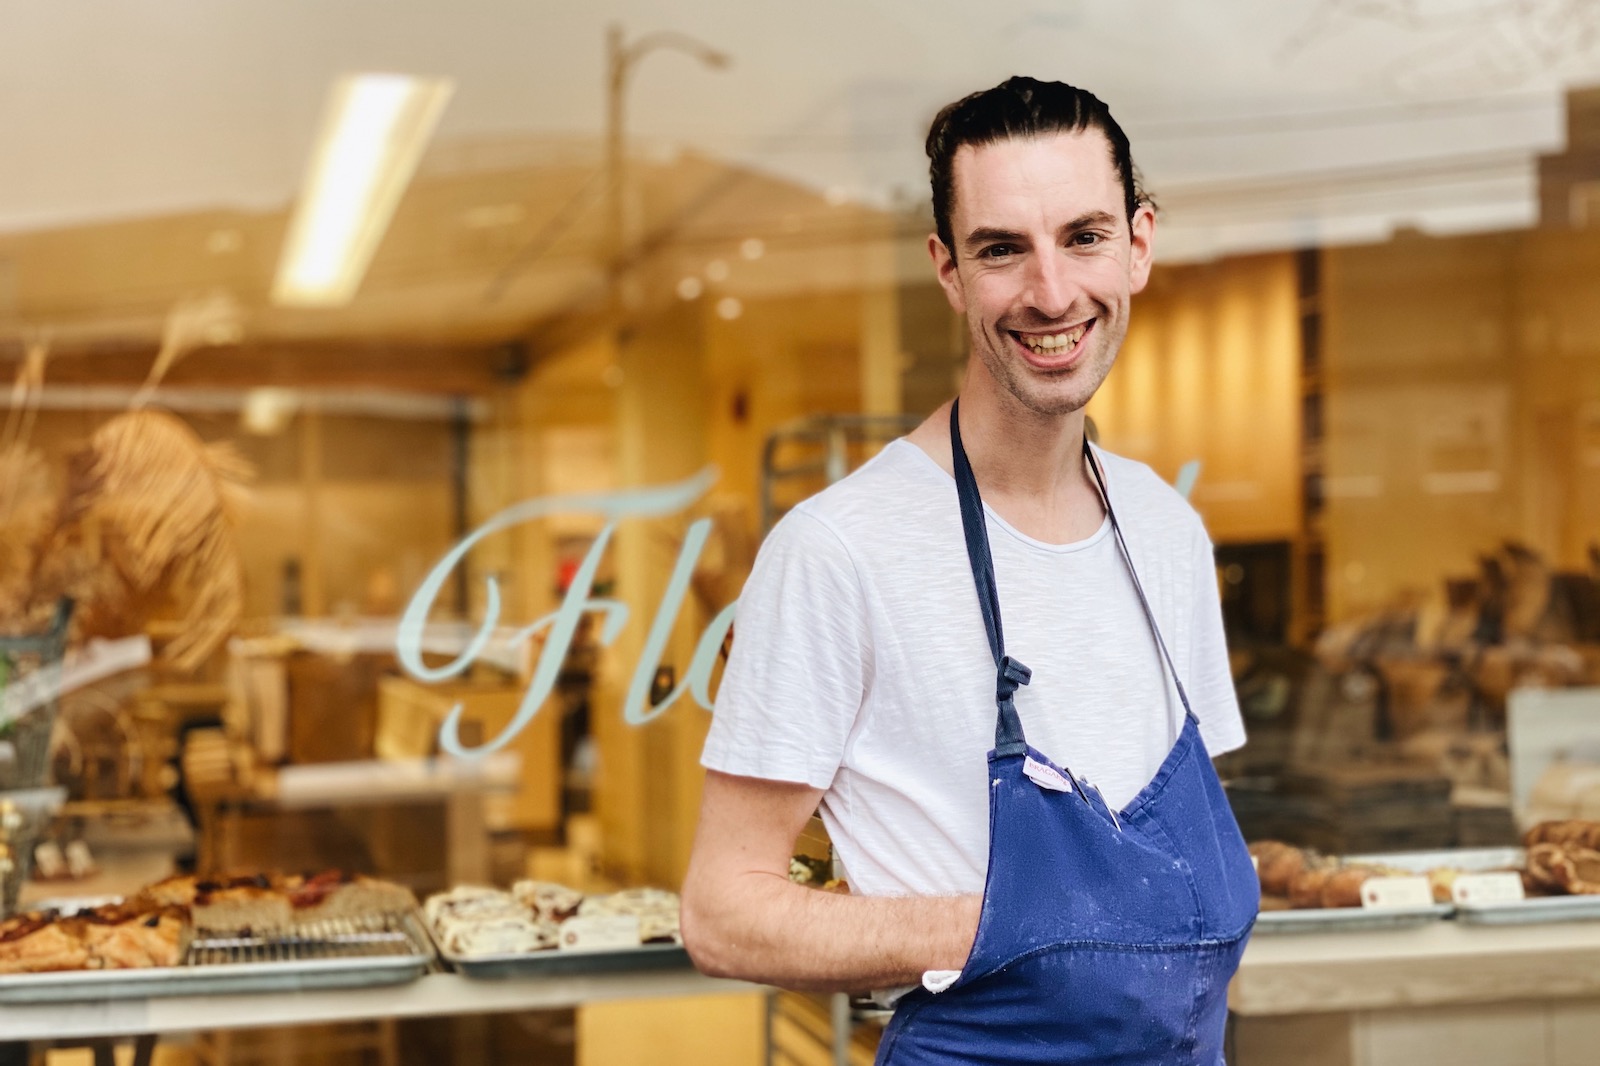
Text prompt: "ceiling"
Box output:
[[1, 0, 1597, 366]]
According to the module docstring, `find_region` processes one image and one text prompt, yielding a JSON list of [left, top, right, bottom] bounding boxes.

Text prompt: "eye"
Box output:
[[977, 244, 1018, 259], [1070, 231, 1105, 247]]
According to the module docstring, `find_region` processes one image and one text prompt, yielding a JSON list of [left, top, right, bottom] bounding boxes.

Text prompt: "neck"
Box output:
[[906, 362, 1107, 545], [956, 377, 1090, 503]]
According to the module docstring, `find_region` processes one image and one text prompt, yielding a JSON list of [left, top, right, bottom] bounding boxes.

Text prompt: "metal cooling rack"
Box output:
[[0, 911, 433, 1004]]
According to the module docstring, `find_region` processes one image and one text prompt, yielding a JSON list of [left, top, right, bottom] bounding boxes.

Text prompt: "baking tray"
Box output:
[[1253, 903, 1452, 935], [1456, 894, 1600, 925], [1254, 847, 1528, 934], [443, 940, 691, 979], [1346, 847, 1600, 925], [0, 912, 433, 1004]]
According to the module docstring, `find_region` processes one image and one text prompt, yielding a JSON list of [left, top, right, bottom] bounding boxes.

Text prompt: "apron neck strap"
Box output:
[[948, 400, 1195, 756], [1083, 445, 1195, 721], [949, 401, 1029, 757]]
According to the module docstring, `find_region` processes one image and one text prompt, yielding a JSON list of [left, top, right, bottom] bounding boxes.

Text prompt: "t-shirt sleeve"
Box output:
[[701, 507, 870, 789], [1186, 520, 1246, 757]]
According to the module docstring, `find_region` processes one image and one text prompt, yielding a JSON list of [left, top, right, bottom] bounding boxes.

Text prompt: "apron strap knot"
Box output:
[[996, 655, 1032, 703], [994, 655, 1031, 758]]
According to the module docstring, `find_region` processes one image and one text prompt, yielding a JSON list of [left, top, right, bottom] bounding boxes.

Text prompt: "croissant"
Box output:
[[1524, 820, 1600, 851], [1320, 867, 1377, 909], [1248, 841, 1310, 898], [1288, 866, 1333, 909]]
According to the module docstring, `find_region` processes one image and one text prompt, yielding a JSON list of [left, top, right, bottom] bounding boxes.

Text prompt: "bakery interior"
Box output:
[[4, 2, 1600, 1064]]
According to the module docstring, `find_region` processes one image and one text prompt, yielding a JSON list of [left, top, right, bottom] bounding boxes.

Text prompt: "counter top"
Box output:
[[12, 918, 1600, 1040], [0, 968, 757, 1042], [1233, 917, 1600, 1015]]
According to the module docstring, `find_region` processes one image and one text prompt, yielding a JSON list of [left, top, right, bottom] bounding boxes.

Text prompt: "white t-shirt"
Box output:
[[702, 438, 1245, 898]]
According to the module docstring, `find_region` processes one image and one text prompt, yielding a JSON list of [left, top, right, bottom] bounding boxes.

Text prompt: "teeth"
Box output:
[[1020, 325, 1086, 354]]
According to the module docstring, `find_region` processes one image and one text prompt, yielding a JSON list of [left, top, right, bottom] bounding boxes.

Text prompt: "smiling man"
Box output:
[[682, 77, 1258, 1065]]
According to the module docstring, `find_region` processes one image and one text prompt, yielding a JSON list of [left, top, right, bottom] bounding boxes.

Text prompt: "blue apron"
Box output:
[[874, 403, 1258, 1066]]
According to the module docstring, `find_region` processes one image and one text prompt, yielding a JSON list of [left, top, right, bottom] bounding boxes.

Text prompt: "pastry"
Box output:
[[1527, 843, 1600, 895], [1525, 842, 1573, 894], [143, 868, 417, 934], [1287, 866, 1332, 909], [1249, 841, 1310, 898], [1563, 847, 1600, 894], [578, 887, 679, 943], [424, 881, 682, 954], [424, 885, 523, 925], [433, 913, 556, 956], [1518, 838, 1600, 896], [511, 880, 584, 923], [1525, 820, 1600, 851], [79, 904, 190, 969], [1319, 867, 1375, 909], [787, 855, 832, 886], [423, 885, 556, 956], [285, 870, 417, 925], [0, 912, 90, 974], [192, 874, 292, 934], [1427, 867, 1462, 904], [137, 873, 202, 909]]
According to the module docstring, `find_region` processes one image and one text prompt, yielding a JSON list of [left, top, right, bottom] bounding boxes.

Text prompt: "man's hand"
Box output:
[[680, 770, 981, 991]]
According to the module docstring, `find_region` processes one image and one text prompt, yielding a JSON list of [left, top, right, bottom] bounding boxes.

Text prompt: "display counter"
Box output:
[[11, 909, 1600, 1065], [1231, 920, 1600, 1066], [0, 967, 755, 1042]]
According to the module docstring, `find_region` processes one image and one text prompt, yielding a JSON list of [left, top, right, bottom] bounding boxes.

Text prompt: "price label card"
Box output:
[[558, 915, 641, 952], [1452, 872, 1525, 906], [1360, 876, 1434, 910]]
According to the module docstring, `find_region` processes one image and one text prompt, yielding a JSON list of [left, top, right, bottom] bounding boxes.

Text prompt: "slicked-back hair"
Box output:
[[927, 76, 1144, 255]]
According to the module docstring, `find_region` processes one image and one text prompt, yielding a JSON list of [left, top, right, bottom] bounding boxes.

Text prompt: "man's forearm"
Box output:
[[682, 872, 980, 991]]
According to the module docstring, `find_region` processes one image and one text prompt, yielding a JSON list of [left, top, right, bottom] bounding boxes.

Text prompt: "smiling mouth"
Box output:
[[1009, 321, 1093, 365]]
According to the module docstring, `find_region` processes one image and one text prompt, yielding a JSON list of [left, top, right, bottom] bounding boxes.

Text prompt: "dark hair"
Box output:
[[926, 76, 1146, 253]]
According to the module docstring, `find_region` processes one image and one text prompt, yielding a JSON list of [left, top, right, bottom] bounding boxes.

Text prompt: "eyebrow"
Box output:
[[962, 227, 1026, 249], [961, 212, 1121, 250]]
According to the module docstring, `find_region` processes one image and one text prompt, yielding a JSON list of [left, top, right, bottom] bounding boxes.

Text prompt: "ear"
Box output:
[[929, 232, 966, 314], [1127, 202, 1156, 295]]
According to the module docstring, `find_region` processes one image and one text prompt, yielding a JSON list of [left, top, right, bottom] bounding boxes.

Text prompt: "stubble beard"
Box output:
[[972, 316, 1124, 419]]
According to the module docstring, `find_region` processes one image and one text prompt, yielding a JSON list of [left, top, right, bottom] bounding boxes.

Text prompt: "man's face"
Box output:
[[931, 129, 1155, 419]]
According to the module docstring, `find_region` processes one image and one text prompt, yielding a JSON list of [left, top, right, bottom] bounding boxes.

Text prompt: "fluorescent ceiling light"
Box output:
[[273, 73, 454, 307]]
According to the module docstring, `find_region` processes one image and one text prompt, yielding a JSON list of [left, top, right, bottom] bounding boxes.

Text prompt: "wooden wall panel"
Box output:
[[1322, 226, 1600, 621], [1093, 252, 1301, 544], [703, 288, 866, 510], [576, 992, 766, 1066]]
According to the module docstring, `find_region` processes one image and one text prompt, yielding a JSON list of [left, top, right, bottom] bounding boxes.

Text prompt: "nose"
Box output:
[[1023, 249, 1077, 322]]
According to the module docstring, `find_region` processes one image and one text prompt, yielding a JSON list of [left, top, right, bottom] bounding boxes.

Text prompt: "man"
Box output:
[[682, 77, 1257, 1064]]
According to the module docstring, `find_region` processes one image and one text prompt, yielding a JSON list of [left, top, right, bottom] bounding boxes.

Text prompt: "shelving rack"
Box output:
[[760, 414, 923, 536]]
